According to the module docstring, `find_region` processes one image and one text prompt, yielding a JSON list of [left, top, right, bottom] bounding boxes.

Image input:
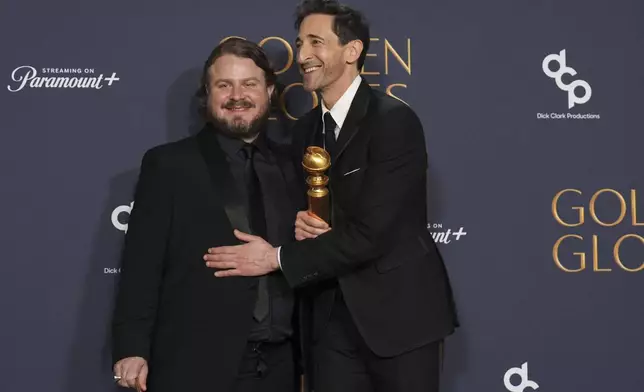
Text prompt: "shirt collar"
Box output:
[[211, 124, 270, 160], [321, 75, 362, 131]]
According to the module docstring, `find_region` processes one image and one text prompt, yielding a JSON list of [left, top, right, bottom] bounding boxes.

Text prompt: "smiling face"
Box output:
[[207, 54, 274, 139], [295, 14, 351, 93], [295, 13, 363, 106]]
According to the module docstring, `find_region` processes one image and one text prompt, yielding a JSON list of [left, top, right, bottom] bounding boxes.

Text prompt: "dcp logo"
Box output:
[[542, 49, 592, 109], [112, 202, 134, 233], [504, 362, 539, 392]]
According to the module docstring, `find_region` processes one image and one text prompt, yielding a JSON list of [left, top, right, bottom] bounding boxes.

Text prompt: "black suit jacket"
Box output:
[[111, 127, 304, 392], [281, 81, 459, 358]]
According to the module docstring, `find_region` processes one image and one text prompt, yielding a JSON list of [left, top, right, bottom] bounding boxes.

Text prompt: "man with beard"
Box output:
[[203, 1, 458, 392], [110, 38, 304, 392]]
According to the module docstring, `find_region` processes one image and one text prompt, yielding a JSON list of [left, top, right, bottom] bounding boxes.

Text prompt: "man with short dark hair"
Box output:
[[111, 38, 303, 392], [204, 1, 459, 391]]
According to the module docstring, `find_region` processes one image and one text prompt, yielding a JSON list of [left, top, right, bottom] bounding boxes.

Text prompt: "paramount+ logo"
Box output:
[[7, 66, 120, 92]]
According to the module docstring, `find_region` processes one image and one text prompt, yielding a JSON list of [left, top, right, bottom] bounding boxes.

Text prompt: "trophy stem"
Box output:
[[302, 146, 332, 224], [306, 174, 330, 223]]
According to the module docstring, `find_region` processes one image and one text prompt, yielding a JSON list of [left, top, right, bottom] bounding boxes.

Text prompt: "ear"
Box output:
[[344, 39, 364, 65], [267, 84, 275, 98]]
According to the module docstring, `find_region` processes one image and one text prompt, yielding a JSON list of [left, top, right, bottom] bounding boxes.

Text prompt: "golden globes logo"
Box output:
[[552, 189, 643, 272], [220, 35, 412, 120]]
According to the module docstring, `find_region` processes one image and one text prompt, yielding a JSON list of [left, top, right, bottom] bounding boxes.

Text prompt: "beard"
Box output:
[[208, 98, 270, 140]]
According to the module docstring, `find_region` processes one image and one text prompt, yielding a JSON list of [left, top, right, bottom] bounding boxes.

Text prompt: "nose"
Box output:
[[230, 83, 243, 100], [297, 42, 311, 65]]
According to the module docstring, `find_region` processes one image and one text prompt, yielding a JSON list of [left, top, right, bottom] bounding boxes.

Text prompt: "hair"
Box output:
[[195, 37, 277, 119], [294, 0, 370, 70]]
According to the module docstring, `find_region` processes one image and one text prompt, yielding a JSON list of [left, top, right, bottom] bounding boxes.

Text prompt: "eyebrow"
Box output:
[[212, 77, 261, 84], [296, 34, 325, 43]]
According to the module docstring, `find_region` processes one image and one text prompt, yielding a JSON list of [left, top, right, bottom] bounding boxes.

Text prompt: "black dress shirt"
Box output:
[[213, 129, 295, 342]]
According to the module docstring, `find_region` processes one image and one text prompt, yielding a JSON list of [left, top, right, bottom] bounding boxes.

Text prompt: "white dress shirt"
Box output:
[[321, 74, 362, 140]]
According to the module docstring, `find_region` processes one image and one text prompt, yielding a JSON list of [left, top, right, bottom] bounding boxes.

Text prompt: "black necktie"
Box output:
[[323, 112, 337, 157], [241, 144, 269, 322]]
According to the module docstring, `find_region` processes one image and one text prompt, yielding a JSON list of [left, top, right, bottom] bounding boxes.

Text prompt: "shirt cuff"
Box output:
[[277, 246, 283, 270]]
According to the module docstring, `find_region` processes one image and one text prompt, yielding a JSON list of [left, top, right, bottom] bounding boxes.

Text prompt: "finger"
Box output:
[[214, 269, 242, 277], [114, 362, 127, 387], [204, 254, 238, 262], [295, 220, 329, 236], [205, 261, 238, 269], [126, 372, 138, 388], [298, 212, 330, 230], [233, 229, 262, 243], [297, 210, 326, 225], [137, 364, 148, 391], [207, 245, 239, 255], [127, 360, 144, 389], [295, 228, 318, 239], [302, 212, 330, 228], [121, 362, 133, 387], [118, 362, 130, 387]]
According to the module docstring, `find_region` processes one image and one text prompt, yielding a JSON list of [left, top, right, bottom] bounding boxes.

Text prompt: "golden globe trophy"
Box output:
[[302, 146, 331, 223]]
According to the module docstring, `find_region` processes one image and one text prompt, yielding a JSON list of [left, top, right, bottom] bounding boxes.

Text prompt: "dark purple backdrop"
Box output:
[[2, 0, 643, 391]]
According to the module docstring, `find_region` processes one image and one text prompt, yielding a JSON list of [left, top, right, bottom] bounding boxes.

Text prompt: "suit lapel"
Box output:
[[333, 81, 372, 164], [196, 127, 251, 236]]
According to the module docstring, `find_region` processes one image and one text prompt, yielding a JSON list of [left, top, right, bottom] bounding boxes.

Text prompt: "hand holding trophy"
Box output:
[[302, 146, 331, 223]]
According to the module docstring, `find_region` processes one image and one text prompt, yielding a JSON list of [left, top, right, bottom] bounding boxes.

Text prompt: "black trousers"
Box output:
[[232, 340, 297, 392], [313, 292, 442, 392]]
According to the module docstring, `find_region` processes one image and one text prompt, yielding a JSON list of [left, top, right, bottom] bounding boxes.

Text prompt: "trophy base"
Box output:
[[307, 193, 330, 224]]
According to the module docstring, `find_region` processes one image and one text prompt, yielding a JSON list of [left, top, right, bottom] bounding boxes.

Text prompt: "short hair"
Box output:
[[195, 38, 277, 119], [295, 0, 370, 70]]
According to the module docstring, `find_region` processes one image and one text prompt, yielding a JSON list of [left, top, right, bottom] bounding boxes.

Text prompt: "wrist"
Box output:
[[266, 247, 279, 271]]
